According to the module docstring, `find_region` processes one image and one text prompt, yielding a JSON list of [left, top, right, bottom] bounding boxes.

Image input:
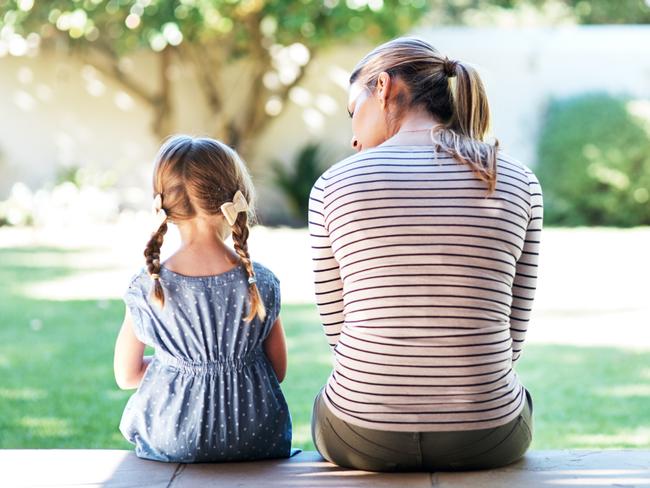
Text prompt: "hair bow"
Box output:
[[152, 193, 168, 231], [220, 190, 248, 226]]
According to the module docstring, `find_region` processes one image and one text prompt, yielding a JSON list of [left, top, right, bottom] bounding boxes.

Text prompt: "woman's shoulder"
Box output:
[[317, 145, 440, 187], [316, 148, 384, 186], [497, 150, 539, 184]]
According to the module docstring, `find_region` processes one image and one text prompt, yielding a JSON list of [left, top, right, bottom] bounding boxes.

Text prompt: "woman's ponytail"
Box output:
[[446, 59, 490, 140], [432, 59, 499, 194]]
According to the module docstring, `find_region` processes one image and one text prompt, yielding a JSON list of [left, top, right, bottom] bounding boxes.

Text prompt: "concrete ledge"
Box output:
[[0, 449, 649, 487]]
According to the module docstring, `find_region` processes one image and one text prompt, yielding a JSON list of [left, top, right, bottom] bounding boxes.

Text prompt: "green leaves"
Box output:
[[0, 1, 431, 144], [1, 0, 430, 57], [271, 142, 328, 221], [536, 93, 650, 226]]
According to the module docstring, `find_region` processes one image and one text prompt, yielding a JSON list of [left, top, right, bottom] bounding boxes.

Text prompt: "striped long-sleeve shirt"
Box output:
[[308, 145, 543, 432]]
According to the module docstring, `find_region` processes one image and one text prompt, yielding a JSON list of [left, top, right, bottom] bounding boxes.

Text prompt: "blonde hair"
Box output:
[[350, 36, 498, 193], [145, 135, 266, 322]]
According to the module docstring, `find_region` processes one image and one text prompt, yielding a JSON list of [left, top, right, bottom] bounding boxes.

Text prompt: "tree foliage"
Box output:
[[0, 0, 429, 151], [438, 0, 650, 25], [1, 0, 646, 153]]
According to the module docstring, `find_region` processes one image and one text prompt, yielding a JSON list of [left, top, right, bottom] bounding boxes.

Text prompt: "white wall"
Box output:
[[1, 26, 648, 221], [411, 25, 650, 165], [0, 51, 159, 196]]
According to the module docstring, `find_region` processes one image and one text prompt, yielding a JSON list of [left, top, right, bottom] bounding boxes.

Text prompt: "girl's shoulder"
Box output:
[[126, 267, 150, 291], [125, 263, 277, 289], [250, 262, 282, 329], [252, 261, 280, 289]]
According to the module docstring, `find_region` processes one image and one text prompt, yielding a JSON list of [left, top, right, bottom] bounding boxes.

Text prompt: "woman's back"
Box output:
[[119, 261, 291, 462], [309, 144, 542, 432]]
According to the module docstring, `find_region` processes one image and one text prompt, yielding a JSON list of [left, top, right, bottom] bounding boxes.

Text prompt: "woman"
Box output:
[[308, 37, 542, 472]]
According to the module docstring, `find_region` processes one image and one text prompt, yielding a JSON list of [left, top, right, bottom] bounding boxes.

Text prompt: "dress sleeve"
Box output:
[[509, 170, 544, 364], [123, 275, 155, 346], [308, 177, 345, 349], [262, 272, 282, 339]]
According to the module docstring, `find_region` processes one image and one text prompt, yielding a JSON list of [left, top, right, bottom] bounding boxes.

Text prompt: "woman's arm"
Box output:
[[113, 307, 152, 389], [263, 318, 288, 382], [308, 179, 345, 348], [509, 172, 544, 364]]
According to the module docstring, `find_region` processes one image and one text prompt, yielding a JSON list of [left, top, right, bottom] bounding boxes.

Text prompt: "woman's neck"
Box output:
[[381, 110, 443, 147]]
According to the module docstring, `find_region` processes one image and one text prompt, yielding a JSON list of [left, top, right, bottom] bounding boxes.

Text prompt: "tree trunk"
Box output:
[[84, 38, 311, 161], [151, 47, 174, 142]]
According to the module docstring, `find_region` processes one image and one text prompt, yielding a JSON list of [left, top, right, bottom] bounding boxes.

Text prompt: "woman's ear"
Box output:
[[376, 72, 392, 110]]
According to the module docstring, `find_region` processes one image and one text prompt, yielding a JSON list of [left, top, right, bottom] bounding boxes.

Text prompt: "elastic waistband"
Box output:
[[155, 349, 264, 374]]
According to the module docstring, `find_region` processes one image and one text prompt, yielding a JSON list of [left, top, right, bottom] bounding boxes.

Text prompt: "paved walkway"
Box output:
[[1, 450, 649, 487]]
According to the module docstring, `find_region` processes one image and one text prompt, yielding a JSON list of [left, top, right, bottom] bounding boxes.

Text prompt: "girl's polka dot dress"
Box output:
[[119, 262, 292, 463]]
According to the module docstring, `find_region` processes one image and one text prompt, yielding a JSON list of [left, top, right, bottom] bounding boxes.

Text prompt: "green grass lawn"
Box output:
[[1, 246, 649, 450]]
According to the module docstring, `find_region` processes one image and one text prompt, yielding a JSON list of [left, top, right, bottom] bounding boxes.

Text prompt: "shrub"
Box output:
[[536, 93, 650, 226], [271, 142, 329, 222]]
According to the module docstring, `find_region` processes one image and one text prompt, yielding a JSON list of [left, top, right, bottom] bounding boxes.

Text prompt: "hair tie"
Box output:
[[220, 190, 248, 226], [443, 57, 458, 78], [152, 193, 168, 231], [247, 276, 257, 286], [151, 273, 160, 280]]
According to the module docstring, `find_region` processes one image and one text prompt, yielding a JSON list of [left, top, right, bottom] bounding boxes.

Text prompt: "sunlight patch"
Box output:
[[594, 384, 650, 398], [18, 417, 73, 438], [567, 427, 650, 448], [0, 388, 47, 401], [21, 271, 128, 300]]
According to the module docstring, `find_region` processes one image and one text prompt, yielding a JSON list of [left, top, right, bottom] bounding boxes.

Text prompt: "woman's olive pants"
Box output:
[[311, 388, 533, 472]]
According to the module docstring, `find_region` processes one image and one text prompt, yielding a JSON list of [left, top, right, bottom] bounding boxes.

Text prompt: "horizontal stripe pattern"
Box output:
[[308, 145, 543, 432]]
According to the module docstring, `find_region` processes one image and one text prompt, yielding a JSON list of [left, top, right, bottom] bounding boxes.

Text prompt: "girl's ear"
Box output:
[[376, 71, 392, 109]]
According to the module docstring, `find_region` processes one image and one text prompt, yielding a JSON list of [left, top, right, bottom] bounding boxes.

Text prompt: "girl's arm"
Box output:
[[113, 307, 152, 389], [263, 318, 287, 383]]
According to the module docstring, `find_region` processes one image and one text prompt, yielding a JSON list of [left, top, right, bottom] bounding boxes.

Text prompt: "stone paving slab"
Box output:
[[172, 451, 431, 488], [0, 449, 176, 487], [1, 449, 649, 488], [434, 449, 650, 488]]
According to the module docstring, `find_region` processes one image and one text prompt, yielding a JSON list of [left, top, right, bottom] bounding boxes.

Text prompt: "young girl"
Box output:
[[113, 135, 292, 463]]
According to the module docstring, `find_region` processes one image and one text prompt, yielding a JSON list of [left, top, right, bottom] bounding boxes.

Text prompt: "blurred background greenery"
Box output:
[[0, 0, 648, 225], [0, 0, 649, 452], [537, 93, 650, 226]]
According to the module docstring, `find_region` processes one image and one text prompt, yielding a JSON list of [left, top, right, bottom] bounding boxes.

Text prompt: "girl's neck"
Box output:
[[164, 217, 240, 276]]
